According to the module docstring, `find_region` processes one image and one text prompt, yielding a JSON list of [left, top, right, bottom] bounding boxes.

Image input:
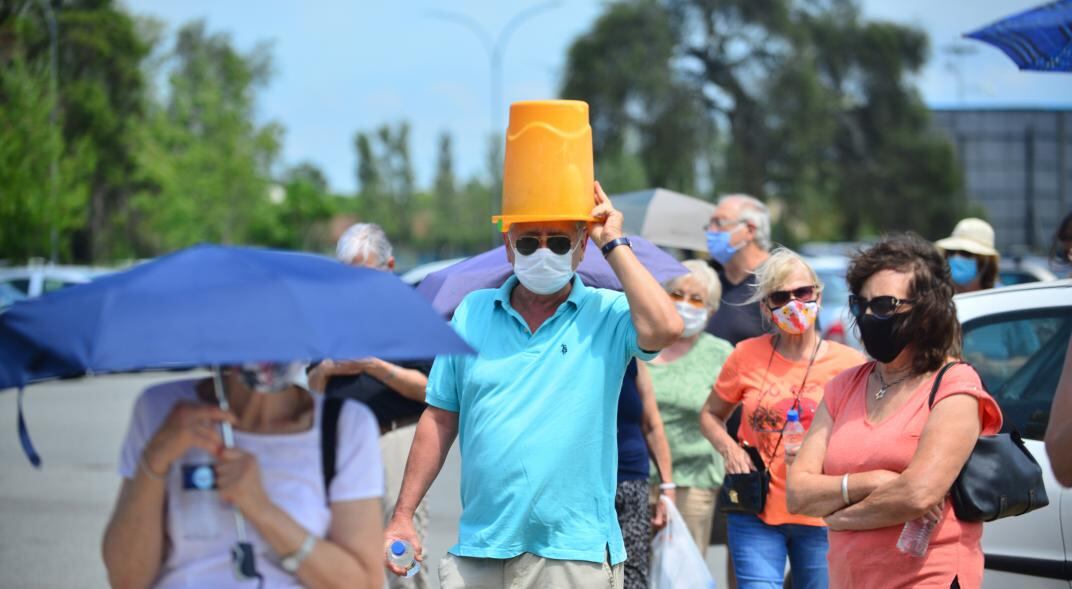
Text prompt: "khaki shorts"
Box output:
[[438, 552, 624, 589]]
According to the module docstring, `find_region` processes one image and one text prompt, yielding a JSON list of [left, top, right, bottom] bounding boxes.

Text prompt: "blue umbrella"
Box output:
[[416, 236, 688, 316], [965, 0, 1072, 72], [2, 244, 472, 390]]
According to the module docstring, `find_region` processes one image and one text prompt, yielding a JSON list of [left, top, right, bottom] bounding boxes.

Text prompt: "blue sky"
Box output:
[[125, 0, 1072, 194]]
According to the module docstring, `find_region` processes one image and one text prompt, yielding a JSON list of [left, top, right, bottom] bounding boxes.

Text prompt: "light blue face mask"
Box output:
[[705, 230, 739, 265], [948, 255, 979, 286]]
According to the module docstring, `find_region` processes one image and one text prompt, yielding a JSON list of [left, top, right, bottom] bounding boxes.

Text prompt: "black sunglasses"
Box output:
[[943, 249, 974, 259], [767, 285, 818, 308], [514, 235, 574, 256], [848, 294, 913, 319]]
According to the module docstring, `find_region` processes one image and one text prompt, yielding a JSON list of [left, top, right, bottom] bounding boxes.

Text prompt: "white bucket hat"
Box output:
[[935, 218, 999, 257]]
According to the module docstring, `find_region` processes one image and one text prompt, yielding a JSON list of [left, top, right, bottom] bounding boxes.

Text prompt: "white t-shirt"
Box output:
[[118, 379, 383, 589]]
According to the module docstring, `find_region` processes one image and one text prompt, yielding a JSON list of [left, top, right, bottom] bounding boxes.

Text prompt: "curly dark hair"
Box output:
[[847, 234, 962, 374]]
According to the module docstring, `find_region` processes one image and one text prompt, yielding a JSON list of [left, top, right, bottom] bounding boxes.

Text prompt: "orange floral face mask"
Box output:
[[769, 300, 818, 335]]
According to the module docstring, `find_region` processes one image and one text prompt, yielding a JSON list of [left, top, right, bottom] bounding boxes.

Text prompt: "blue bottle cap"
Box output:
[[786, 409, 800, 422], [391, 540, 406, 556]]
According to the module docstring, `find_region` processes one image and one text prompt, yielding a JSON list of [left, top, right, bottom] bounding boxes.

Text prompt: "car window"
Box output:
[[1, 279, 31, 295], [815, 271, 849, 305], [962, 306, 1072, 440], [42, 279, 80, 293], [998, 271, 1036, 286]]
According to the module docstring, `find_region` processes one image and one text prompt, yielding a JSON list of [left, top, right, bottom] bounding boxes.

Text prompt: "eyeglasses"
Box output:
[[767, 285, 818, 308], [848, 294, 913, 319], [704, 218, 743, 232], [513, 235, 574, 256], [668, 290, 706, 309]]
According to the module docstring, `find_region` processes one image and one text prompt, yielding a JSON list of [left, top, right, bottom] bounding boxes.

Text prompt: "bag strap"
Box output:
[[321, 396, 344, 505], [926, 361, 964, 409], [761, 335, 823, 467]]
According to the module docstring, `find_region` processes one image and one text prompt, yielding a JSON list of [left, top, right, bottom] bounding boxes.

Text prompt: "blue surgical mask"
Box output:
[[512, 242, 577, 295], [706, 230, 739, 265], [948, 255, 978, 286]]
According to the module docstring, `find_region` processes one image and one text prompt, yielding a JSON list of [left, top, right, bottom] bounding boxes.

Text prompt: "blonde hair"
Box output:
[[666, 259, 722, 312], [746, 247, 823, 305]]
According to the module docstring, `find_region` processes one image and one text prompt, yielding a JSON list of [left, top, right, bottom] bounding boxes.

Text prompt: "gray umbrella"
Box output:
[[612, 188, 716, 253]]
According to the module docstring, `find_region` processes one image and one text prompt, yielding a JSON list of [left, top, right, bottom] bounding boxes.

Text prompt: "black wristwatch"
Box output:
[[601, 237, 631, 258]]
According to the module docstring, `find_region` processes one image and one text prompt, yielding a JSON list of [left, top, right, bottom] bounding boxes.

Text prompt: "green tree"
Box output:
[[0, 56, 93, 261], [249, 162, 337, 251], [432, 131, 458, 254], [560, 1, 708, 194], [132, 20, 282, 252], [562, 0, 967, 241], [1, 0, 151, 261], [352, 122, 415, 241]]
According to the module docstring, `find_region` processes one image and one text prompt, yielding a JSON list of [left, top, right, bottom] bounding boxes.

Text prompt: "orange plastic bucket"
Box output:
[[492, 100, 596, 232]]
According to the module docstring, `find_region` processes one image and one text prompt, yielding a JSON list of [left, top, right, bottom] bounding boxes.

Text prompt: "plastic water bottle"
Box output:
[[783, 409, 805, 456], [897, 516, 939, 557], [178, 448, 220, 540], [388, 540, 421, 578]]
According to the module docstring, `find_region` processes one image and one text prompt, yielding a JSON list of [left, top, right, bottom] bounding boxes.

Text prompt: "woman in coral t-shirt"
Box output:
[[701, 248, 865, 589], [787, 235, 1002, 589]]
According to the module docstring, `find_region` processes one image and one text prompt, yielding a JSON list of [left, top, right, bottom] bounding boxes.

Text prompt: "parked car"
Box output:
[[999, 256, 1058, 286], [399, 257, 466, 287], [0, 264, 110, 310], [804, 255, 860, 349], [955, 279, 1072, 588], [0, 282, 26, 311]]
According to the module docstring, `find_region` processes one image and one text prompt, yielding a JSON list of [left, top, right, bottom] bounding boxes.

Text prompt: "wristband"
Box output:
[[658, 482, 677, 493], [600, 237, 631, 258], [841, 474, 851, 506]]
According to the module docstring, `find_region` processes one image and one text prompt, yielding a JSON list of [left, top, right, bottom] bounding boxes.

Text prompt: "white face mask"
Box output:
[[676, 301, 709, 337], [237, 361, 307, 394], [512, 240, 577, 295]]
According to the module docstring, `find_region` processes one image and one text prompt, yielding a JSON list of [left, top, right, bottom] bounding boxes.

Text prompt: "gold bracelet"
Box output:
[[139, 452, 167, 482]]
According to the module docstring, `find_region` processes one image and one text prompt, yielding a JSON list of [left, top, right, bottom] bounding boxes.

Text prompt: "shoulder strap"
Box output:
[[321, 396, 344, 504], [927, 361, 963, 409]]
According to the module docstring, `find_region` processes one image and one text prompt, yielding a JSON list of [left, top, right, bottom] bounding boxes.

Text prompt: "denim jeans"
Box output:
[[726, 512, 829, 589]]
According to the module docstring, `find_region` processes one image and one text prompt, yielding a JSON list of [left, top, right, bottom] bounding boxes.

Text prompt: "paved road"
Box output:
[[0, 374, 726, 588]]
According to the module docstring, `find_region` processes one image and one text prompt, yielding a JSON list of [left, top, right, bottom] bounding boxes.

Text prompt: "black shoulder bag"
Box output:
[[719, 337, 821, 514], [927, 361, 1049, 522]]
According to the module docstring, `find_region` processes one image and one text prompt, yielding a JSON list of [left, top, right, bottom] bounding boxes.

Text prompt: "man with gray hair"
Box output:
[[703, 194, 771, 346], [336, 222, 396, 270], [310, 222, 432, 589]]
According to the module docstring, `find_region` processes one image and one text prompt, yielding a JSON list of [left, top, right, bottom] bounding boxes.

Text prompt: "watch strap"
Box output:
[[601, 237, 631, 258]]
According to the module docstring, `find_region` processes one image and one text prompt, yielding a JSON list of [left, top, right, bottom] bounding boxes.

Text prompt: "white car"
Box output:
[[0, 264, 106, 299], [399, 257, 466, 287], [955, 279, 1072, 588]]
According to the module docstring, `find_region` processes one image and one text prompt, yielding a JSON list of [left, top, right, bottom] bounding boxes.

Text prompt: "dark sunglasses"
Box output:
[[943, 249, 974, 259], [848, 294, 913, 319], [767, 285, 818, 308], [514, 235, 574, 256]]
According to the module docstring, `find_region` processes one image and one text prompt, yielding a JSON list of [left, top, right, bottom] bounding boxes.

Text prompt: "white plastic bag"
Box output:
[[649, 495, 717, 589]]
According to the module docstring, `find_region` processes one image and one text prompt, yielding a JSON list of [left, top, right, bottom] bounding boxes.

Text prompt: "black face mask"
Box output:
[[857, 313, 911, 363]]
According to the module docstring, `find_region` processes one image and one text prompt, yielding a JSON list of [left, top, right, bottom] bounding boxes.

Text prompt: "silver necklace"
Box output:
[[874, 367, 910, 400]]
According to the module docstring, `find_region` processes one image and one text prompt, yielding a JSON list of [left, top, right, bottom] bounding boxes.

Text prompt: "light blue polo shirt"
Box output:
[[426, 274, 657, 565]]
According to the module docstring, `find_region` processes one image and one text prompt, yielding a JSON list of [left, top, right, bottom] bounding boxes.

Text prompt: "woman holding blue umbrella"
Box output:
[[102, 362, 386, 589]]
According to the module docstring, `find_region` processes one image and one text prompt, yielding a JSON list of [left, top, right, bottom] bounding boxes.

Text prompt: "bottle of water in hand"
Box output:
[[179, 448, 221, 540], [783, 409, 805, 456], [897, 511, 941, 557], [388, 540, 421, 578]]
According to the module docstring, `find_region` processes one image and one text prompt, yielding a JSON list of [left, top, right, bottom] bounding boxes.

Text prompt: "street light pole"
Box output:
[[430, 2, 561, 242]]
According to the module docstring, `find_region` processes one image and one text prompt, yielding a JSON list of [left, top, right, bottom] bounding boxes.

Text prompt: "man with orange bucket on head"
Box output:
[[383, 100, 683, 588]]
